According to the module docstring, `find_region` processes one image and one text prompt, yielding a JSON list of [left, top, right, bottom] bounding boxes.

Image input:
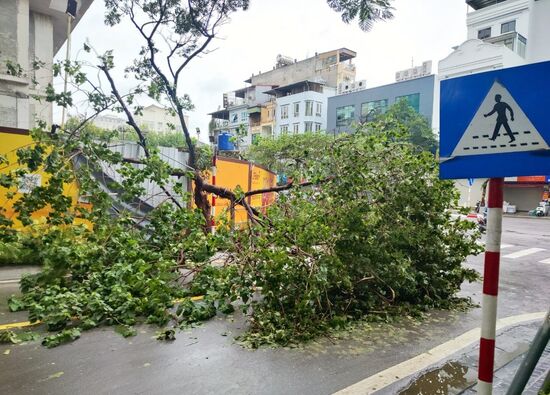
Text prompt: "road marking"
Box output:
[[539, 258, 550, 264], [0, 295, 206, 330], [0, 321, 40, 331], [333, 312, 546, 395], [0, 279, 20, 285], [503, 248, 546, 259], [500, 244, 514, 249]]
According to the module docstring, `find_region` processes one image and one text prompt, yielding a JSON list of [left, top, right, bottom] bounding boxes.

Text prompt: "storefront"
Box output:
[[504, 176, 549, 212]]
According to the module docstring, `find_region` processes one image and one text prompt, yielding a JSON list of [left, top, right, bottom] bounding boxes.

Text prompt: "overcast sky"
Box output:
[[55, 0, 470, 142]]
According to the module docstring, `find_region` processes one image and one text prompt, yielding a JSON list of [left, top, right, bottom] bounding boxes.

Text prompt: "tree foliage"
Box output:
[[229, 125, 481, 346], [327, 0, 394, 31]]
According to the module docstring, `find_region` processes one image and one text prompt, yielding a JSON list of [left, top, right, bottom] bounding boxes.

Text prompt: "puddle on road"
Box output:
[[398, 361, 476, 395]]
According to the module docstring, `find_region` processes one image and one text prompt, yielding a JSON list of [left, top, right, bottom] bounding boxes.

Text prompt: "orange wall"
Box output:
[[211, 157, 277, 226]]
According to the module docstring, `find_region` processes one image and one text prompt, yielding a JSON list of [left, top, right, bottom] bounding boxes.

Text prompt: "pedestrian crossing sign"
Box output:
[[439, 61, 550, 179]]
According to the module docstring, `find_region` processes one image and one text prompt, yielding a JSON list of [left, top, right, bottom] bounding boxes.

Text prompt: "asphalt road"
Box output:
[[0, 217, 549, 395]]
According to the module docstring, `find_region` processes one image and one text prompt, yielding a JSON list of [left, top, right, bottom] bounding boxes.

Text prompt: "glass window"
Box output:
[[232, 113, 238, 123], [504, 37, 514, 51], [336, 105, 355, 127], [281, 105, 289, 119], [478, 27, 491, 39], [501, 20, 516, 34], [315, 102, 322, 117], [517, 34, 527, 58], [305, 100, 313, 116], [361, 99, 388, 121], [241, 112, 248, 121], [280, 124, 289, 134], [293, 102, 300, 117], [396, 93, 420, 113], [293, 123, 300, 133], [315, 123, 322, 131], [304, 122, 313, 132]]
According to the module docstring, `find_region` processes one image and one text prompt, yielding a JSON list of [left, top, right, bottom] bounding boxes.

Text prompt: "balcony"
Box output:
[[485, 31, 527, 58]]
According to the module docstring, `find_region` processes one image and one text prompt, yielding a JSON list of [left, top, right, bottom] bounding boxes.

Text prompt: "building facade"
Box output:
[[440, 0, 550, 210], [326, 74, 436, 134], [209, 49, 357, 150], [265, 81, 335, 136], [93, 104, 189, 134], [0, 0, 93, 129]]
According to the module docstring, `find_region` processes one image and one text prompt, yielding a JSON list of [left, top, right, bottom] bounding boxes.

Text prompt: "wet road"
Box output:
[[0, 217, 548, 395]]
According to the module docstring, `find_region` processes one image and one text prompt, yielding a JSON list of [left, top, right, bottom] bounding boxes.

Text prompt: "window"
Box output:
[[478, 27, 491, 40], [241, 112, 248, 122], [305, 100, 313, 116], [293, 102, 300, 117], [361, 99, 388, 121], [304, 122, 313, 132], [501, 20, 516, 34], [315, 102, 322, 117], [293, 123, 300, 133], [315, 123, 322, 131], [232, 113, 238, 123], [336, 105, 355, 127], [280, 124, 289, 134], [281, 105, 289, 119], [517, 34, 527, 58], [396, 93, 420, 113]]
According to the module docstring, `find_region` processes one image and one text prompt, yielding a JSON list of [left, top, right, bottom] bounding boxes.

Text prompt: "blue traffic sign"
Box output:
[[440, 61, 550, 179]]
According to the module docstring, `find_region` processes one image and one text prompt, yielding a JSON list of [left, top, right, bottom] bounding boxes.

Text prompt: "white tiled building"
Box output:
[[439, 0, 550, 210], [266, 81, 335, 136]]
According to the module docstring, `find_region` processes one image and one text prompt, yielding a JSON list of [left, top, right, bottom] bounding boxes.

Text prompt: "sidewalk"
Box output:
[[382, 319, 549, 395]]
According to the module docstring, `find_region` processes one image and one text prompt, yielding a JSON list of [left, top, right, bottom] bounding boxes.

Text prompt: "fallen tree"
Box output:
[[0, 0, 483, 348]]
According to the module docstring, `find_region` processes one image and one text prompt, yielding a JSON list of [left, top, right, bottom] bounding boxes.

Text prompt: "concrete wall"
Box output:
[[248, 50, 356, 88], [326, 75, 435, 134], [527, 0, 550, 62]]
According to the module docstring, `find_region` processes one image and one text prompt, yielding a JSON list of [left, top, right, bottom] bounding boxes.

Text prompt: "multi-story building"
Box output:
[[439, 0, 550, 210], [93, 104, 189, 134], [209, 49, 357, 149], [246, 49, 357, 89], [265, 80, 335, 136], [0, 0, 94, 129], [326, 74, 436, 134]]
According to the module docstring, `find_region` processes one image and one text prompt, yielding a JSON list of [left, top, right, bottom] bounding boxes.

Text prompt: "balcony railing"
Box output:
[[485, 31, 527, 58]]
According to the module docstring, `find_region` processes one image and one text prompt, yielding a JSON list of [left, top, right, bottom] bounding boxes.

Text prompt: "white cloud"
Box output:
[[55, 0, 468, 141]]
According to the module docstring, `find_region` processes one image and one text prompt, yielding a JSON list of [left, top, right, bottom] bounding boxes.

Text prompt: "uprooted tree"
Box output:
[[0, 0, 482, 348]]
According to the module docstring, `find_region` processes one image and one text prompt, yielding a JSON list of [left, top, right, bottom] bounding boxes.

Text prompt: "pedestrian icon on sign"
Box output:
[[484, 94, 515, 143]]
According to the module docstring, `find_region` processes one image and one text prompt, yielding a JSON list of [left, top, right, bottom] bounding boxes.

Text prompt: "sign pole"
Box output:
[[477, 177, 504, 394]]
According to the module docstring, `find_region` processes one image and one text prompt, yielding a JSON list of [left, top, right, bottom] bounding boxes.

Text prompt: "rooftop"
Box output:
[[264, 80, 325, 96], [245, 48, 357, 83], [466, 0, 509, 10]]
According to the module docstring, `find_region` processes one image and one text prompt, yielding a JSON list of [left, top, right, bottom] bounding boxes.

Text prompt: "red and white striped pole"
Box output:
[[477, 177, 504, 394], [210, 155, 217, 234]]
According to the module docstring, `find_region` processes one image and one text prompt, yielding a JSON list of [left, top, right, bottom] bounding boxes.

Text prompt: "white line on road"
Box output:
[[503, 248, 546, 259], [333, 312, 546, 395], [500, 244, 514, 249], [539, 258, 550, 264], [0, 279, 20, 285]]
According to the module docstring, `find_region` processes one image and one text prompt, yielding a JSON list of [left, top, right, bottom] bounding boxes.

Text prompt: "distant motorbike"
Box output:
[[477, 209, 487, 233]]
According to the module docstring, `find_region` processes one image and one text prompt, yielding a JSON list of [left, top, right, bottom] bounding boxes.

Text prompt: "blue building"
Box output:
[[326, 75, 436, 134]]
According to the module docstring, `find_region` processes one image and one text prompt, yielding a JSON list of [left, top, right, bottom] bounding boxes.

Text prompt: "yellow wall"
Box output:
[[0, 129, 88, 228], [211, 157, 277, 226]]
